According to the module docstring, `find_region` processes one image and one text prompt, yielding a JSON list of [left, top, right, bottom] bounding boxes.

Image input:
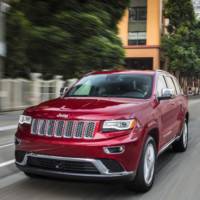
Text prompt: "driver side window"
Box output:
[[157, 75, 167, 97]]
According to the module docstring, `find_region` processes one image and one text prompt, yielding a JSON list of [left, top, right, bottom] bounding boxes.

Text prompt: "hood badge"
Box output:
[[56, 113, 69, 119]]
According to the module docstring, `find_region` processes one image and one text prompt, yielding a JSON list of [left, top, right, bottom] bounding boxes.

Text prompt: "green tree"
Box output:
[[5, 10, 31, 78], [161, 0, 200, 76], [164, 0, 195, 33], [162, 26, 200, 73], [6, 0, 130, 79]]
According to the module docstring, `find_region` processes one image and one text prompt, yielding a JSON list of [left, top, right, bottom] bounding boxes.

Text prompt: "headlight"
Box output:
[[19, 115, 32, 125], [103, 119, 137, 132]]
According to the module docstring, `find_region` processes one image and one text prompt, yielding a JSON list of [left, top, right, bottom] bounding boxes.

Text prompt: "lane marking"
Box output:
[[0, 143, 14, 149], [0, 125, 17, 132], [0, 160, 15, 168]]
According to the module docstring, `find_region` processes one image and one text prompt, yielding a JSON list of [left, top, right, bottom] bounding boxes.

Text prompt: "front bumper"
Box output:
[[16, 123, 145, 178], [16, 153, 135, 181]]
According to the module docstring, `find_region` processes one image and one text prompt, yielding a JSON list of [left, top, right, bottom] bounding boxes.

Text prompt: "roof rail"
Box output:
[[156, 69, 171, 74]]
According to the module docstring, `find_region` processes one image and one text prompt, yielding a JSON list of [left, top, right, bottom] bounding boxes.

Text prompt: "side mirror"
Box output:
[[60, 87, 68, 96], [158, 88, 175, 101]]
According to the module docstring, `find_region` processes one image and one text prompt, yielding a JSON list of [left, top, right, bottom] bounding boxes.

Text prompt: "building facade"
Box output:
[[118, 0, 162, 70]]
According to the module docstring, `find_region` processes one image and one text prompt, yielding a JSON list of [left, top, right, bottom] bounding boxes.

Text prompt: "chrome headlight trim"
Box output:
[[102, 119, 137, 132], [19, 115, 32, 125]]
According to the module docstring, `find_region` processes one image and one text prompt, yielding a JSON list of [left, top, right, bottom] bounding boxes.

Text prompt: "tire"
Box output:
[[172, 120, 188, 152], [24, 172, 39, 178], [127, 136, 157, 193]]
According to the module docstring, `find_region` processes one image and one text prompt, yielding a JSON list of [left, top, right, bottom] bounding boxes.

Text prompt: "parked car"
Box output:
[[15, 70, 189, 193]]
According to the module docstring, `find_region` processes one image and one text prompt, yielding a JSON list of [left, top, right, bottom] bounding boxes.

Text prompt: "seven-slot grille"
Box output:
[[31, 119, 96, 139]]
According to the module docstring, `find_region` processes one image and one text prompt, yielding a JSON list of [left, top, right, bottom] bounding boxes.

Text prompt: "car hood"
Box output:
[[26, 97, 151, 120]]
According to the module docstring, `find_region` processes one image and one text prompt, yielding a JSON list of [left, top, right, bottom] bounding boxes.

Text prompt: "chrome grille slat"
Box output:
[[71, 121, 78, 138], [47, 120, 55, 137], [52, 121, 58, 137], [39, 120, 46, 135], [44, 120, 49, 135], [37, 120, 44, 135], [64, 121, 74, 138], [74, 122, 84, 138], [31, 119, 38, 135], [55, 121, 64, 137], [84, 122, 96, 139], [31, 119, 96, 139]]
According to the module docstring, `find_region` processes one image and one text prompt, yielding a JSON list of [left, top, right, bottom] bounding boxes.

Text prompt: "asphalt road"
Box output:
[[0, 100, 200, 200]]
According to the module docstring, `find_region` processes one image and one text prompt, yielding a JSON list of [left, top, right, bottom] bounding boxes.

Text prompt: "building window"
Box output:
[[128, 0, 147, 45], [129, 7, 147, 21], [128, 32, 146, 45], [125, 58, 153, 70]]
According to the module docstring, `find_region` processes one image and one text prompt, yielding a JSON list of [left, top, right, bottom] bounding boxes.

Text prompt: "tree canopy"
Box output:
[[5, 0, 130, 78], [164, 0, 195, 33], [161, 0, 200, 75]]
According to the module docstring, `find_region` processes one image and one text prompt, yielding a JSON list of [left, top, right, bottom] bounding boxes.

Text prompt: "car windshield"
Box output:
[[65, 74, 153, 99]]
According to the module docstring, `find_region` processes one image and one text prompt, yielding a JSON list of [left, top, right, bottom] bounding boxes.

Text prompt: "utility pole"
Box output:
[[0, 0, 5, 78], [0, 0, 9, 78]]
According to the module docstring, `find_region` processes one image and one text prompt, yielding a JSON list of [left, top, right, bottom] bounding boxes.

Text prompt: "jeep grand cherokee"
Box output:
[[15, 70, 189, 192]]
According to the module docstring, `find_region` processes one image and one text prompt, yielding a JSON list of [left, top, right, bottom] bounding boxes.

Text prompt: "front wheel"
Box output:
[[24, 172, 40, 178], [172, 120, 188, 152], [127, 136, 157, 193]]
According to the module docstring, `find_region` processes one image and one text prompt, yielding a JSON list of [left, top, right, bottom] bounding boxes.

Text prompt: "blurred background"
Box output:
[[0, 0, 200, 112]]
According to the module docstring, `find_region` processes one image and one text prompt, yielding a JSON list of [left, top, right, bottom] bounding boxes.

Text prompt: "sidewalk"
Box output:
[[188, 95, 200, 100]]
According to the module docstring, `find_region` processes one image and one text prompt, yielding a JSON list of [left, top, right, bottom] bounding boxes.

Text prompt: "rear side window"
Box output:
[[172, 78, 182, 95], [157, 75, 167, 97], [165, 76, 177, 95]]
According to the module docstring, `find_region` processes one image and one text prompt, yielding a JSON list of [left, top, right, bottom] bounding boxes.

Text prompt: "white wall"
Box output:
[[0, 73, 77, 111]]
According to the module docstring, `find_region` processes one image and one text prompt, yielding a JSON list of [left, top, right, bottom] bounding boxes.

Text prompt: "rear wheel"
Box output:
[[127, 136, 157, 193], [172, 120, 188, 152]]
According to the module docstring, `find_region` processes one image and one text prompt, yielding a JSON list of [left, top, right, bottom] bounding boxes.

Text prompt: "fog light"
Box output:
[[103, 146, 125, 154]]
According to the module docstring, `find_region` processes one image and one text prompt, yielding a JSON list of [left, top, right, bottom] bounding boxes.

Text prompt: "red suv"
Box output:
[[15, 70, 189, 192]]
